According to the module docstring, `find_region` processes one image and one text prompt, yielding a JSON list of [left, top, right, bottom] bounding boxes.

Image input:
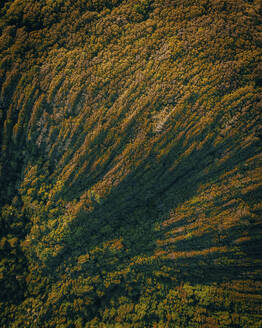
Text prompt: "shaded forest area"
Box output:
[[0, 0, 262, 327]]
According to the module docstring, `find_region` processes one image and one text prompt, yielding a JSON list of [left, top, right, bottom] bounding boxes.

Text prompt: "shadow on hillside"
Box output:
[[52, 132, 261, 288]]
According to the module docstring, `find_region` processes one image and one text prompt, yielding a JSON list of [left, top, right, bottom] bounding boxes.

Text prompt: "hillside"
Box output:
[[0, 0, 262, 327]]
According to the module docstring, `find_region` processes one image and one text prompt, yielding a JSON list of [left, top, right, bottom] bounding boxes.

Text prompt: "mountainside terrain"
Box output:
[[0, 0, 262, 327]]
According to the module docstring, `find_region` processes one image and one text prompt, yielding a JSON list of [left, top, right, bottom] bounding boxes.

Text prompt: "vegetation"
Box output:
[[0, 0, 261, 326]]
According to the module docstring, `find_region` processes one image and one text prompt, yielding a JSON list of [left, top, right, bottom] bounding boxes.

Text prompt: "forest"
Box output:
[[0, 0, 261, 327]]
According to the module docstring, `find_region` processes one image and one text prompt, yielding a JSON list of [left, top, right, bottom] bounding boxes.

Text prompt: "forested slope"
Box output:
[[0, 0, 262, 327]]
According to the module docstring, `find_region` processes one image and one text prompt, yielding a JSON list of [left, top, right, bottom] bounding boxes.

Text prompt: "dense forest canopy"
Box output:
[[0, 0, 262, 327]]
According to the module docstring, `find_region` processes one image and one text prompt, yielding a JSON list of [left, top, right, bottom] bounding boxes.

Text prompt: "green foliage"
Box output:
[[0, 0, 261, 326]]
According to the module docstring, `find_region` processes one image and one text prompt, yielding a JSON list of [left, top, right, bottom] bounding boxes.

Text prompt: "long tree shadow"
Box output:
[[48, 129, 262, 288]]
